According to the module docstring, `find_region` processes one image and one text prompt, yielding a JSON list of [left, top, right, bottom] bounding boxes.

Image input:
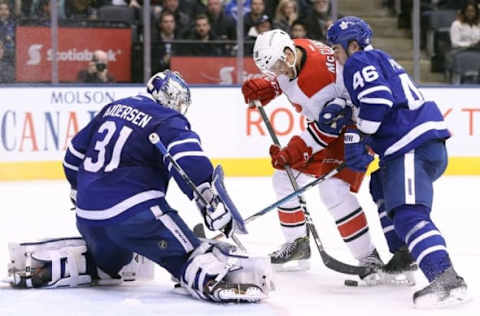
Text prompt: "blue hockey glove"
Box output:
[[344, 127, 374, 172], [195, 182, 234, 237], [318, 98, 353, 135]]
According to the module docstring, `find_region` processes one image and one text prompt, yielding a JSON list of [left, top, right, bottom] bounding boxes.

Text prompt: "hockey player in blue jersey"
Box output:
[[327, 17, 468, 307], [7, 70, 272, 303]]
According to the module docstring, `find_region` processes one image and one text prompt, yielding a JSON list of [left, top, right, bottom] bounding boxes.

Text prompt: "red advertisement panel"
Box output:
[[170, 57, 261, 84], [16, 26, 132, 82]]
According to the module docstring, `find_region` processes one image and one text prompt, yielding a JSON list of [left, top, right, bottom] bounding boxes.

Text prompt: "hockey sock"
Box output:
[[335, 206, 373, 260], [378, 202, 405, 254], [392, 204, 452, 282], [278, 205, 307, 242]]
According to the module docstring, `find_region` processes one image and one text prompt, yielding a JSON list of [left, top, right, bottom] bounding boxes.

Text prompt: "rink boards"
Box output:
[[0, 85, 479, 180]]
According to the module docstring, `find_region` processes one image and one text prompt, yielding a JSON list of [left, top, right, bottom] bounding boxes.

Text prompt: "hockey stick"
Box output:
[[148, 133, 247, 252], [201, 162, 344, 240], [254, 100, 369, 276]]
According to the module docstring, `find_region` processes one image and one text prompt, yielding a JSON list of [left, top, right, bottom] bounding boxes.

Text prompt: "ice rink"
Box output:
[[0, 175, 478, 316]]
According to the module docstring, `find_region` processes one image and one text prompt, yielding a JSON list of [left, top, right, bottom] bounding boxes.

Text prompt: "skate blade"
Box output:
[[380, 270, 416, 286], [272, 259, 310, 272], [217, 286, 266, 303], [414, 286, 470, 309], [346, 271, 416, 287]]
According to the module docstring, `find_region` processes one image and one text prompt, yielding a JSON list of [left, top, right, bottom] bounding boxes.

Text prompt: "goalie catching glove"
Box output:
[[195, 182, 234, 237], [269, 136, 313, 170], [241, 76, 281, 106]]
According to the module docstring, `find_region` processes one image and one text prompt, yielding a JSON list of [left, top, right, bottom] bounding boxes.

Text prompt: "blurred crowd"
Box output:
[[0, 0, 338, 83], [384, 0, 480, 83], [1, 0, 480, 83]]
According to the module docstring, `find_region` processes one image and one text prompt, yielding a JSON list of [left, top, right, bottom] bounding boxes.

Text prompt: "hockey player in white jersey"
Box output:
[[328, 16, 468, 307], [241, 29, 398, 284], [7, 70, 273, 303]]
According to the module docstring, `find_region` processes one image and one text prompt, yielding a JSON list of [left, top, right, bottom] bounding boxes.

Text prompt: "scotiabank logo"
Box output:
[[26, 44, 121, 66], [218, 66, 258, 84], [27, 44, 43, 65]]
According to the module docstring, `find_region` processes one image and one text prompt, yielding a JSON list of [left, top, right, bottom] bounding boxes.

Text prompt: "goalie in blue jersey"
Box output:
[[327, 17, 468, 307], [7, 70, 272, 303]]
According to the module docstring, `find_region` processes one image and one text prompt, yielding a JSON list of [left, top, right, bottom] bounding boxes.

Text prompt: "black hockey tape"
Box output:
[[344, 279, 359, 287]]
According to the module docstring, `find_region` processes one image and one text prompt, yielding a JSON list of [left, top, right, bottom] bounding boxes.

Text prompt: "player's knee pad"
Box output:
[[317, 177, 360, 217], [8, 237, 154, 288], [181, 240, 273, 302]]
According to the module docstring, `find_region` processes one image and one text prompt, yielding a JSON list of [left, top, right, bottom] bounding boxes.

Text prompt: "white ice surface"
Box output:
[[0, 176, 478, 316]]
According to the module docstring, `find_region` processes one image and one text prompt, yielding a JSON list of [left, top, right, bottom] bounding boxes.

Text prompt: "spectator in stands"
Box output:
[[224, 0, 251, 21], [450, 0, 480, 49], [244, 0, 265, 34], [0, 39, 14, 83], [162, 0, 191, 36], [445, 0, 480, 79], [206, 0, 236, 40], [304, 0, 332, 42], [77, 50, 115, 83], [0, 0, 15, 61], [152, 10, 178, 73], [65, 0, 98, 20], [181, 14, 223, 56], [273, 0, 297, 32], [245, 14, 272, 54], [290, 19, 308, 38]]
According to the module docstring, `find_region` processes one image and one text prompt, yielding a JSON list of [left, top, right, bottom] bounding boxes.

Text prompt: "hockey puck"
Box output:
[[344, 279, 359, 287]]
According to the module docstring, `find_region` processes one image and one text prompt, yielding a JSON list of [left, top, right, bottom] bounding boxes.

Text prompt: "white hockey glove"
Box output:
[[195, 182, 234, 237]]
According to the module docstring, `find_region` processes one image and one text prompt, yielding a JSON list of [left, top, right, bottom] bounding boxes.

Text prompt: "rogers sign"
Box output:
[[16, 26, 131, 82]]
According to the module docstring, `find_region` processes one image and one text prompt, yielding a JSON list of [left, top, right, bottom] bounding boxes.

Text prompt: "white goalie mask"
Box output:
[[253, 29, 297, 78], [147, 70, 192, 115]]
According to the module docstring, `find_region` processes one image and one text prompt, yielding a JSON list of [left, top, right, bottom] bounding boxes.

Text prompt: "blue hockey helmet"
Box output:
[[147, 70, 191, 115], [327, 16, 373, 52]]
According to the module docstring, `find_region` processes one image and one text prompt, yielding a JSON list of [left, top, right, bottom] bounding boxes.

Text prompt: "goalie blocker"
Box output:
[[7, 237, 154, 288]]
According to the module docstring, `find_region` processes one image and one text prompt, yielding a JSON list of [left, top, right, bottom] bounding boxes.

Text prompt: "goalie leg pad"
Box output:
[[181, 240, 273, 303], [8, 237, 154, 288], [8, 237, 92, 288]]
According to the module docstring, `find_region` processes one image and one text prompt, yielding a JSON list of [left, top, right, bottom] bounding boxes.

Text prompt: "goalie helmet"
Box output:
[[327, 16, 373, 52], [147, 70, 191, 115], [253, 29, 296, 77]]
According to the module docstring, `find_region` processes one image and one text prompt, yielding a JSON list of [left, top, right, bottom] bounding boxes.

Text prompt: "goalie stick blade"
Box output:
[[213, 165, 248, 234]]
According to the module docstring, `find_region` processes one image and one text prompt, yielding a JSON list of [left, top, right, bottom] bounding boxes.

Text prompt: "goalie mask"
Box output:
[[253, 29, 297, 78], [147, 70, 192, 115]]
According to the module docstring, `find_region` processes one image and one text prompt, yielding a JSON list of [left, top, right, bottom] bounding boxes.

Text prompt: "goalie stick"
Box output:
[[193, 162, 344, 238], [148, 133, 247, 252], [254, 100, 370, 276]]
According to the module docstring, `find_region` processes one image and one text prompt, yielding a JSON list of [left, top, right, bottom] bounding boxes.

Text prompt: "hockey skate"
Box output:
[[381, 246, 417, 286], [413, 267, 468, 308], [269, 236, 311, 272], [205, 279, 266, 303], [356, 249, 385, 286]]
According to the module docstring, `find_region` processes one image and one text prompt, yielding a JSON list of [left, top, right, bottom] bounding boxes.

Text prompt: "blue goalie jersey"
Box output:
[[343, 48, 450, 160], [63, 95, 213, 224]]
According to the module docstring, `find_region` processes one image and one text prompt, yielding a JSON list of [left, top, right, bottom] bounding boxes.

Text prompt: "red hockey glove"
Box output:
[[269, 136, 313, 170], [241, 77, 281, 106]]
